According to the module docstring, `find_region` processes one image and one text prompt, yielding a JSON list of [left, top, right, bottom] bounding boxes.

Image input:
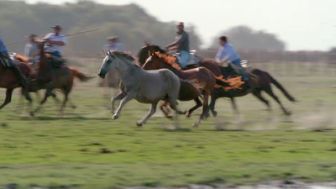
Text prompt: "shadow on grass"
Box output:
[[18, 115, 111, 121]]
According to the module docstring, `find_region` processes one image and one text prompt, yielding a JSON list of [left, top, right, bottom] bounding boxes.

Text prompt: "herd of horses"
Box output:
[[0, 41, 92, 115], [0, 42, 296, 127], [99, 45, 296, 127]]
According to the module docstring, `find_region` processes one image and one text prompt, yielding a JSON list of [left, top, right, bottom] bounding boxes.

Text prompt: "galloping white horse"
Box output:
[[98, 51, 181, 127]]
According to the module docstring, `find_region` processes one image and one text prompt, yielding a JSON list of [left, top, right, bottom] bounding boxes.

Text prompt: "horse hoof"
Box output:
[[204, 113, 210, 119], [186, 112, 191, 118], [136, 122, 143, 127], [29, 112, 35, 117], [212, 111, 218, 117], [284, 111, 292, 116], [112, 114, 119, 120], [192, 123, 199, 128]]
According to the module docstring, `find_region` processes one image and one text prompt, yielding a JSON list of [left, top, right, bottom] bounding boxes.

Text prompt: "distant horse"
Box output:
[[143, 51, 230, 126], [0, 61, 33, 111], [32, 41, 93, 115], [98, 51, 181, 127], [138, 45, 296, 116], [14, 53, 92, 110]]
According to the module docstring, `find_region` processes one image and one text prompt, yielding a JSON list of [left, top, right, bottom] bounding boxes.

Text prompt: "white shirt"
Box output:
[[43, 33, 67, 53], [24, 42, 38, 57], [24, 42, 39, 63]]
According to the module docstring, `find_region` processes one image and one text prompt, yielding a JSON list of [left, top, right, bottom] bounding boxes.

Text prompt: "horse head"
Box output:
[[98, 51, 135, 78], [137, 44, 165, 66]]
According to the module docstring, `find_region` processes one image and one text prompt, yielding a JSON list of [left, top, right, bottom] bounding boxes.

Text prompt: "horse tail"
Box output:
[[69, 67, 94, 82], [269, 74, 296, 102]]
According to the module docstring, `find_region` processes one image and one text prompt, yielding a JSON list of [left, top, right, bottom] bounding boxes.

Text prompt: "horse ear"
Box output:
[[108, 50, 113, 57]]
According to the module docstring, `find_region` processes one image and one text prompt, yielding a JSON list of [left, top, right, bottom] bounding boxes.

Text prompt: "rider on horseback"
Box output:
[[104, 36, 125, 52], [0, 37, 28, 88], [166, 22, 192, 69], [43, 25, 67, 67], [215, 36, 249, 81], [24, 34, 39, 64]]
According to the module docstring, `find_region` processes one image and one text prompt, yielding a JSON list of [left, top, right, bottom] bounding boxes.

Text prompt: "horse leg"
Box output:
[[160, 101, 173, 119], [0, 89, 13, 109], [112, 94, 133, 120], [166, 98, 180, 129], [230, 97, 239, 114], [252, 90, 271, 111], [51, 92, 61, 104], [34, 87, 53, 113], [16, 88, 25, 113], [59, 90, 69, 116], [66, 98, 77, 109], [169, 103, 186, 115], [19, 87, 33, 116], [264, 87, 291, 115], [111, 91, 126, 113], [209, 93, 219, 117], [136, 102, 158, 127], [194, 93, 209, 128], [201, 93, 210, 119], [186, 97, 202, 117]]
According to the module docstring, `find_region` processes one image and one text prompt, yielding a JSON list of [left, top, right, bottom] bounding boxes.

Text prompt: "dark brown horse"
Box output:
[[31, 41, 92, 115], [138, 45, 296, 116], [0, 62, 33, 111], [142, 51, 230, 127]]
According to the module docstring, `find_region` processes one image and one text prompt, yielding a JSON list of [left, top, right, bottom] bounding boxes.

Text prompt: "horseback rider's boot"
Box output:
[[10, 65, 28, 88]]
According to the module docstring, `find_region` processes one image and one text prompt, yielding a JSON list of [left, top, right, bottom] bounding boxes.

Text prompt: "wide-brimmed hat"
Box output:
[[51, 25, 62, 30], [107, 36, 118, 41]]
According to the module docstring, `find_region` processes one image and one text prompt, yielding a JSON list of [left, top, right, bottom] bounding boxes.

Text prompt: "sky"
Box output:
[[8, 0, 336, 51]]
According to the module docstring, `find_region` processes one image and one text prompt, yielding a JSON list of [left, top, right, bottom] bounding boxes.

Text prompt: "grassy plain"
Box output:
[[0, 60, 335, 188]]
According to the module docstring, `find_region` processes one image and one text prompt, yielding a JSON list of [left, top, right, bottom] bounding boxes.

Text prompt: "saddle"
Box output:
[[187, 50, 201, 66], [45, 53, 65, 68], [219, 65, 249, 91]]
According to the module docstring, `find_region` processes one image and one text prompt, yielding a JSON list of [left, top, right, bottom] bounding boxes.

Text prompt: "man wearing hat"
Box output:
[[43, 25, 67, 65], [166, 22, 191, 68], [104, 36, 124, 52], [215, 35, 248, 81], [24, 34, 39, 64]]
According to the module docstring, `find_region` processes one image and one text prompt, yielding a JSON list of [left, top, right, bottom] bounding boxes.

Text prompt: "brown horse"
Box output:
[[31, 41, 93, 115], [142, 51, 230, 127], [138, 45, 296, 116], [0, 62, 33, 111]]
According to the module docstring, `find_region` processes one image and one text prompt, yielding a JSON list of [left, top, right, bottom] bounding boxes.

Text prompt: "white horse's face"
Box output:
[[98, 54, 115, 78]]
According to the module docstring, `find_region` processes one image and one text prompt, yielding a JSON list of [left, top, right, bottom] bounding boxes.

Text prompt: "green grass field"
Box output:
[[0, 60, 335, 188]]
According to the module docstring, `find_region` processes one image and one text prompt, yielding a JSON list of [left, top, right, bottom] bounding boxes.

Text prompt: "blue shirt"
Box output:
[[215, 43, 240, 63], [0, 37, 9, 53]]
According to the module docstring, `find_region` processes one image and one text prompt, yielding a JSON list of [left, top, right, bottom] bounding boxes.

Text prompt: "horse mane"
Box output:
[[153, 51, 181, 70]]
